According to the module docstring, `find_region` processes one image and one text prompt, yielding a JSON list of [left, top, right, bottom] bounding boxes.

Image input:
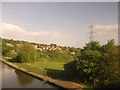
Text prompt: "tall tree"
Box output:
[[64, 40, 119, 86], [14, 43, 37, 63], [101, 39, 119, 80]]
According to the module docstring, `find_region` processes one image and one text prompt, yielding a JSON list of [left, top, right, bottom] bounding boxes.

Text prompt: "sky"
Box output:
[[0, 2, 118, 48]]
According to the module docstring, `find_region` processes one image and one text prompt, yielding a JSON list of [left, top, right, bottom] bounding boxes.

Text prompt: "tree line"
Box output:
[[1, 38, 80, 62]]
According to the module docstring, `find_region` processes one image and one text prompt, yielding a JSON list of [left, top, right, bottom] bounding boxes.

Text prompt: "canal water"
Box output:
[[1, 61, 62, 89]]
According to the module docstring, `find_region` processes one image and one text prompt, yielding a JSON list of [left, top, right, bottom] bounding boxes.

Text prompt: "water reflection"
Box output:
[[15, 70, 34, 86], [1, 61, 59, 89]]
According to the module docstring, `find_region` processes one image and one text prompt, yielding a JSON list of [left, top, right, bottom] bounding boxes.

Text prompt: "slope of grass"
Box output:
[[13, 63, 47, 75], [13, 61, 69, 80], [13, 61, 66, 76], [2, 58, 87, 88], [30, 62, 66, 70]]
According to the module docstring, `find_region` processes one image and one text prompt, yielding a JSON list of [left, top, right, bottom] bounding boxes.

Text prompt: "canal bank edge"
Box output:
[[0, 58, 84, 90]]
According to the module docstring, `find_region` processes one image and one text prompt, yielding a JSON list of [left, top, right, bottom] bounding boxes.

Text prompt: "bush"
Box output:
[[37, 50, 74, 62], [64, 40, 119, 86], [14, 43, 37, 63], [64, 60, 78, 77], [4, 50, 17, 58]]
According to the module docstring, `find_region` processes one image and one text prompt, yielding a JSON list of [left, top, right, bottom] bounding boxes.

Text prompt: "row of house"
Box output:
[[5, 42, 76, 55], [34, 44, 63, 51], [5, 42, 67, 51]]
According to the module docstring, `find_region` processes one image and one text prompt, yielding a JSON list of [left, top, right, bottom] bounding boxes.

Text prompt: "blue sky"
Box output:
[[1, 2, 118, 47]]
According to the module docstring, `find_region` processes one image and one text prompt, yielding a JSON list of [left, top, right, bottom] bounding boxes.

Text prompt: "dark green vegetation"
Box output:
[[13, 43, 37, 63], [1, 37, 120, 88], [64, 40, 120, 88]]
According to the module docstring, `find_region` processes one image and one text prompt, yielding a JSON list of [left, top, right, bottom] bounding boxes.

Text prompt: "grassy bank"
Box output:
[[29, 62, 66, 70], [1, 57, 87, 89], [13, 61, 66, 80]]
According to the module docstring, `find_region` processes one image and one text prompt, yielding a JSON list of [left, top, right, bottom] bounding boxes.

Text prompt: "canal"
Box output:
[[1, 61, 64, 89]]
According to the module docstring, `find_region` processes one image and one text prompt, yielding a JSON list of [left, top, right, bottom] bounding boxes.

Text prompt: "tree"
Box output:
[[4, 50, 17, 58], [14, 43, 37, 63], [64, 60, 78, 78], [76, 41, 102, 84], [2, 41, 15, 56], [64, 40, 119, 86], [100, 39, 119, 80]]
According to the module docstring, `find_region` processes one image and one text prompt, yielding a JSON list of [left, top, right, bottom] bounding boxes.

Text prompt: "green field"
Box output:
[[14, 61, 66, 70], [14, 62, 47, 75], [30, 62, 66, 70], [13, 61, 67, 77]]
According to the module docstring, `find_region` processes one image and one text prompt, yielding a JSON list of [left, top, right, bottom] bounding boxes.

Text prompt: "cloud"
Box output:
[[0, 23, 69, 38], [0, 23, 73, 45], [93, 24, 118, 44], [0, 23, 118, 47]]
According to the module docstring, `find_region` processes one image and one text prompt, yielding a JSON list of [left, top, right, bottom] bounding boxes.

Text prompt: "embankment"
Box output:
[[0, 58, 84, 90]]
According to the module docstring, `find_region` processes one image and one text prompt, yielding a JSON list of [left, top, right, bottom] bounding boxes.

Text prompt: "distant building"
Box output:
[[34, 44, 63, 51], [6, 43, 14, 47], [71, 52, 75, 55]]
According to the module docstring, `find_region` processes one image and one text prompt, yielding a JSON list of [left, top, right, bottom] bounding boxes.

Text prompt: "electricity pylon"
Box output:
[[88, 24, 95, 42]]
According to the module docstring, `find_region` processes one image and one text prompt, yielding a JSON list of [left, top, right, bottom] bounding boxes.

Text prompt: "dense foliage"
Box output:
[[13, 43, 37, 63], [37, 50, 76, 62], [2, 38, 80, 62], [64, 40, 119, 87]]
